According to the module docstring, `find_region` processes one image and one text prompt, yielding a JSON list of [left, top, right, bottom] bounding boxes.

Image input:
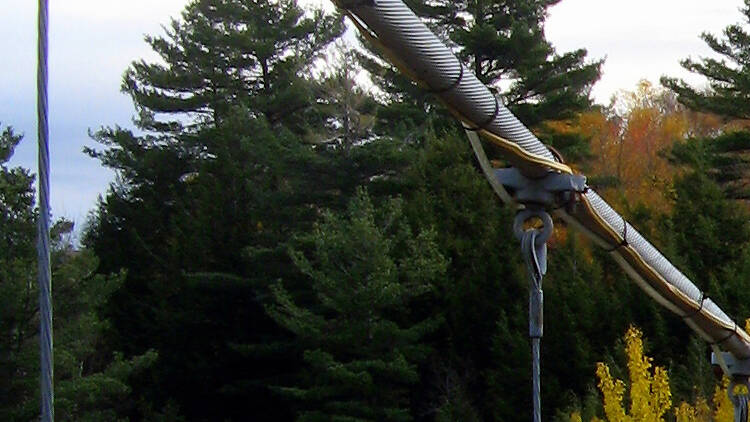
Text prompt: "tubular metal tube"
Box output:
[[340, 0, 750, 359]]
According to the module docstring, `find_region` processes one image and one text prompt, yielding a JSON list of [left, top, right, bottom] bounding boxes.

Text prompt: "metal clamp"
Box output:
[[501, 165, 581, 422], [495, 167, 586, 208], [516, 209, 552, 337]]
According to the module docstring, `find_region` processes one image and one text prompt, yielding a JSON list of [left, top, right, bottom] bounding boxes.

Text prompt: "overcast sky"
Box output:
[[1, 0, 746, 225]]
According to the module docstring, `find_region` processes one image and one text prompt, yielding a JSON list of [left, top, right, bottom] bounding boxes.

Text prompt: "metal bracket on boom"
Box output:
[[494, 167, 587, 208], [712, 352, 750, 422], [498, 166, 586, 422], [712, 352, 750, 378]]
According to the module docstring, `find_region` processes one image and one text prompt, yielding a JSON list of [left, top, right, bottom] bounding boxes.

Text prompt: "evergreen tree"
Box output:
[[0, 125, 36, 419], [0, 126, 156, 421], [660, 2, 750, 204], [84, 0, 419, 419], [661, 0, 750, 120], [667, 170, 750, 314], [670, 131, 750, 200], [125, 0, 343, 134], [86, 112, 334, 420], [270, 190, 446, 421], [361, 0, 602, 131]]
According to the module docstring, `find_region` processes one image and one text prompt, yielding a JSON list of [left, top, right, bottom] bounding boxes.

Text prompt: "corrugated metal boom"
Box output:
[[335, 0, 750, 358]]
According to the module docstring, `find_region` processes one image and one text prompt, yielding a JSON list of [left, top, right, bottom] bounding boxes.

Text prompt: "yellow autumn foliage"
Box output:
[[592, 326, 671, 422], [575, 326, 736, 422], [670, 377, 734, 422]]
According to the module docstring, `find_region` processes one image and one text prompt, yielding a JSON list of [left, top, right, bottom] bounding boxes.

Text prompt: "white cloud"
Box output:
[[546, 0, 746, 102], [1, 0, 191, 223], [55, 0, 188, 22]]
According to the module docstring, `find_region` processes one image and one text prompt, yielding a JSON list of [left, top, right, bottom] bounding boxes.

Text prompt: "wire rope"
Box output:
[[37, 0, 54, 420]]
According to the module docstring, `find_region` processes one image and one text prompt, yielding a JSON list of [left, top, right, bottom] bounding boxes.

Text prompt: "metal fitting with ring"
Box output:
[[513, 209, 554, 244]]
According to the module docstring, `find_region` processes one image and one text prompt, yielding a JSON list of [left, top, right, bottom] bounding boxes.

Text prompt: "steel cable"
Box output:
[[517, 210, 551, 422], [37, 0, 54, 420]]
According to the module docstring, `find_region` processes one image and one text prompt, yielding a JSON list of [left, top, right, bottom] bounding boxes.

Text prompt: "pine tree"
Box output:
[[269, 190, 446, 421], [660, 2, 750, 205], [124, 0, 343, 134], [661, 0, 750, 120], [670, 131, 750, 201], [83, 0, 422, 419], [86, 112, 334, 420], [361, 0, 602, 130]]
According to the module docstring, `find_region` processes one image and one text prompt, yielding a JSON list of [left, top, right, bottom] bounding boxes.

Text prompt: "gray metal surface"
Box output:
[[517, 212, 550, 422], [496, 168, 586, 206], [37, 0, 54, 420]]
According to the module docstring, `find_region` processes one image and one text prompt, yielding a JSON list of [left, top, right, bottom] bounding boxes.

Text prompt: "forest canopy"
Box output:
[[6, 0, 750, 421]]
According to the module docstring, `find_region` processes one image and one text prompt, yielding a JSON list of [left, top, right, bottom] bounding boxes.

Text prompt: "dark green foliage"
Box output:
[[125, 0, 343, 133], [270, 190, 446, 421], [670, 130, 750, 200], [670, 172, 750, 282], [83, 1, 419, 420], [401, 132, 523, 420], [50, 245, 160, 422], [661, 168, 750, 329], [0, 125, 37, 420], [0, 126, 34, 265], [0, 126, 154, 421], [662, 0, 750, 119], [72, 0, 750, 421], [85, 112, 330, 420]]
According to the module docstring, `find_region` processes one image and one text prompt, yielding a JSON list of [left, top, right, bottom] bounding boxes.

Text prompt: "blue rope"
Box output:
[[37, 0, 54, 420]]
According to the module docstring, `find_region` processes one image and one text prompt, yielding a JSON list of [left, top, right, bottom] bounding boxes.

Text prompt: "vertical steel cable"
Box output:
[[37, 0, 54, 420], [524, 232, 544, 422], [531, 338, 541, 422], [516, 210, 551, 422]]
